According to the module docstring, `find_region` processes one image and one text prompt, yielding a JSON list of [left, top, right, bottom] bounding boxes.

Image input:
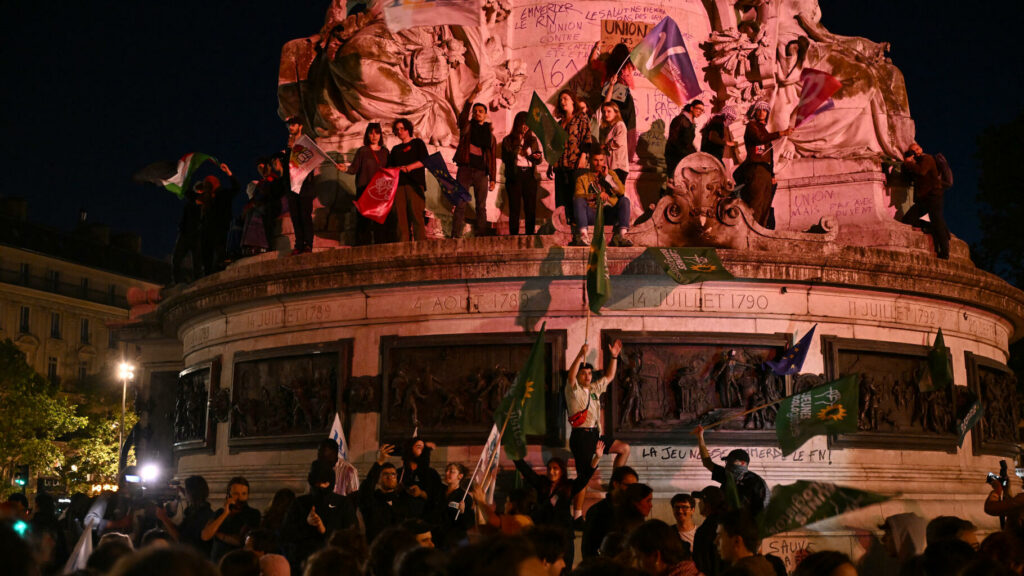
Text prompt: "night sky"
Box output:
[[3, 1, 1020, 266]]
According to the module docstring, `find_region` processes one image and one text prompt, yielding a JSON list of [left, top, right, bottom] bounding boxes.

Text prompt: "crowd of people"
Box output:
[[169, 69, 951, 283], [4, 433, 1022, 576], [3, 339, 1018, 576]]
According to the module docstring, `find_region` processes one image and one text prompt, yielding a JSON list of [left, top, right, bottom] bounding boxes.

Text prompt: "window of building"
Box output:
[[50, 312, 61, 339], [47, 270, 60, 291], [80, 277, 90, 298], [108, 285, 117, 305], [108, 329, 118, 350], [20, 263, 30, 285], [19, 306, 30, 333], [78, 361, 89, 380], [47, 357, 59, 386], [80, 318, 90, 344]]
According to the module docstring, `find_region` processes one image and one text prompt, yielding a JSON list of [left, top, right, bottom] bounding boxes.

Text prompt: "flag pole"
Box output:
[[455, 395, 524, 520], [699, 396, 788, 432]]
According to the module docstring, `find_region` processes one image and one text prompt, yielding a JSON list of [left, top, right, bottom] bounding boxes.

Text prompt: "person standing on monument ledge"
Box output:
[[284, 116, 316, 255], [735, 101, 792, 229], [900, 142, 950, 259], [572, 149, 633, 247], [453, 99, 497, 238], [694, 426, 768, 518], [666, 99, 706, 180], [388, 118, 429, 242], [566, 339, 632, 524]]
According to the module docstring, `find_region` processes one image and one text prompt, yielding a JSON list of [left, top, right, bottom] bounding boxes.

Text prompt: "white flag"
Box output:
[[383, 0, 483, 32], [288, 134, 328, 194], [63, 518, 94, 574], [329, 413, 359, 495]]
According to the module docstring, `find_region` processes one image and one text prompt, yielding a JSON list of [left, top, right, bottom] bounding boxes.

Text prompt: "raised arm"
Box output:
[[603, 340, 622, 382], [695, 425, 716, 472], [567, 343, 589, 390]]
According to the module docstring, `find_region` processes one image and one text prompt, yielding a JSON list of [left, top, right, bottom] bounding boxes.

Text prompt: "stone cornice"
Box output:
[[147, 238, 1024, 341]]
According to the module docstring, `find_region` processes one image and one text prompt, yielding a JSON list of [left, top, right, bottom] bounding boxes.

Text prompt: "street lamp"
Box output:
[[117, 362, 135, 480]]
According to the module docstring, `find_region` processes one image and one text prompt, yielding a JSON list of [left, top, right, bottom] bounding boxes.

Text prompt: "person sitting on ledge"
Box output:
[[571, 149, 632, 247]]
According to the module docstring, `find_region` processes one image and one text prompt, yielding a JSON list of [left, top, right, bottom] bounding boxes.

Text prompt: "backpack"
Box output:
[[934, 152, 953, 189]]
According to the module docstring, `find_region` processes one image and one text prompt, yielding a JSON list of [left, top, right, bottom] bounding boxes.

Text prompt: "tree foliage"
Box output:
[[976, 109, 1024, 287], [0, 339, 86, 496]]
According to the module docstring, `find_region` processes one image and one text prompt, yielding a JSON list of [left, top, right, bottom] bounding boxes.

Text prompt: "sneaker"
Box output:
[[612, 233, 633, 247], [569, 234, 585, 247], [580, 228, 592, 245]]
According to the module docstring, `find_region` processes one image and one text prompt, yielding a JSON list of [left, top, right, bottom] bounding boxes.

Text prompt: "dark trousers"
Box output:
[[901, 195, 950, 258], [355, 186, 390, 245], [506, 167, 538, 235], [263, 195, 282, 251], [395, 184, 426, 242], [172, 226, 202, 283], [554, 168, 579, 226], [454, 165, 490, 237], [288, 193, 315, 251], [737, 163, 775, 227], [573, 198, 632, 231]]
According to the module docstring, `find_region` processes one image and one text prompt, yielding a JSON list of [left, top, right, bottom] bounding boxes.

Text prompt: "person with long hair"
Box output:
[[599, 101, 629, 185], [259, 488, 296, 541], [501, 111, 543, 235], [513, 443, 602, 568], [343, 123, 390, 245], [547, 89, 591, 231], [701, 107, 739, 162], [387, 118, 429, 241], [454, 101, 498, 237], [436, 463, 474, 549]]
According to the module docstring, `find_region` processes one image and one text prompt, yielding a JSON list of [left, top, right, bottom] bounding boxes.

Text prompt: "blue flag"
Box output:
[[764, 325, 816, 376], [423, 152, 471, 205]]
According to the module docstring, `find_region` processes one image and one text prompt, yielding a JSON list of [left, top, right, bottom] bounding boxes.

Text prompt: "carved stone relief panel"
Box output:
[[967, 352, 1019, 456], [602, 332, 790, 443], [174, 359, 220, 451], [381, 332, 565, 444], [145, 370, 180, 466], [823, 337, 958, 452], [230, 343, 351, 447]]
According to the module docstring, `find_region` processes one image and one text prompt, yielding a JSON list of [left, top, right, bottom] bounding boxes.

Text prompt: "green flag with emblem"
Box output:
[[775, 375, 858, 457], [759, 480, 891, 538], [494, 324, 548, 460], [525, 92, 567, 166], [646, 247, 734, 284], [918, 328, 953, 392]]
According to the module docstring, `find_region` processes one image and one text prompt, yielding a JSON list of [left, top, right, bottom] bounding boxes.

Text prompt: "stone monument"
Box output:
[[118, 0, 1023, 570]]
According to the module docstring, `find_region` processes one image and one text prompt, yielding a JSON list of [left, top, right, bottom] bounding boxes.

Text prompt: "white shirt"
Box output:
[[565, 375, 610, 430]]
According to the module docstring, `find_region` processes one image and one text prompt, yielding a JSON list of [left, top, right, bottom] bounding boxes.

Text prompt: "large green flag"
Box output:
[[525, 92, 567, 166], [759, 480, 891, 538], [646, 247, 734, 284], [494, 324, 548, 460], [775, 375, 858, 457], [586, 200, 610, 314], [918, 328, 953, 392]]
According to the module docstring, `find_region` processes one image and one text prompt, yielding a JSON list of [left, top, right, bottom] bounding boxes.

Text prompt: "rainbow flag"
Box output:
[[629, 17, 701, 106]]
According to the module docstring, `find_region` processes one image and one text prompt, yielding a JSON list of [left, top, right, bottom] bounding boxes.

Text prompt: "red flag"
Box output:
[[794, 69, 841, 127], [354, 168, 400, 224]]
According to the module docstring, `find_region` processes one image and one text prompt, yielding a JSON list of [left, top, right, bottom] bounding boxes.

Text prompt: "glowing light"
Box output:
[[117, 362, 135, 380], [140, 464, 160, 483]]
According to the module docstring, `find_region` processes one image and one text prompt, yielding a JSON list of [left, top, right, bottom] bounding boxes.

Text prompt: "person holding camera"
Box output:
[[155, 475, 214, 556], [984, 464, 1024, 536], [282, 461, 358, 572], [202, 476, 261, 562]]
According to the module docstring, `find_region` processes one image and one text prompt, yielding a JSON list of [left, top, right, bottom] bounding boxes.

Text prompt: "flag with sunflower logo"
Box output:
[[494, 324, 548, 460], [646, 247, 734, 284], [775, 375, 858, 457], [525, 92, 567, 166], [759, 480, 891, 538]]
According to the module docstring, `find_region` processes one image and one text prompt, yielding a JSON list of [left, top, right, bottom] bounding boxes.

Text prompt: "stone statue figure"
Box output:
[[701, 0, 916, 163], [279, 0, 524, 150]]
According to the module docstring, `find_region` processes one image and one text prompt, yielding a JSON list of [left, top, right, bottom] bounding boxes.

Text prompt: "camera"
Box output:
[[988, 472, 1008, 487]]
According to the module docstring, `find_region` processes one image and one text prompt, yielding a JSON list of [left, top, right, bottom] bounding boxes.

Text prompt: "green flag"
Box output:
[[646, 247, 734, 284], [586, 200, 610, 314], [525, 92, 567, 166], [775, 375, 858, 457], [494, 324, 548, 460], [759, 480, 891, 538], [957, 398, 984, 448], [918, 329, 953, 392]]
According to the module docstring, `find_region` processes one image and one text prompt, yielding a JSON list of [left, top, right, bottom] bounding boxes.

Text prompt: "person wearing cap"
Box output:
[[734, 101, 792, 228], [566, 339, 632, 520], [695, 426, 768, 517], [693, 486, 727, 576]]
